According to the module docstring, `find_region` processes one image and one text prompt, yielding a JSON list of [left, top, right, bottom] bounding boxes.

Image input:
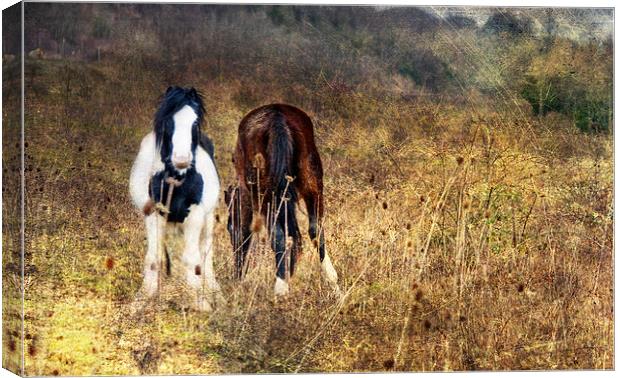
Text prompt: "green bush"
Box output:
[[521, 73, 611, 132]]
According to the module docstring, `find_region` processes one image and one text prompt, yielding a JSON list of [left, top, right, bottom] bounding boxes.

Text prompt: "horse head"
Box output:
[[154, 86, 205, 176]]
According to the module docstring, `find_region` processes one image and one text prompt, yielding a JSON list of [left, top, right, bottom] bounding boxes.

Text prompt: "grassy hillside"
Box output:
[[2, 4, 613, 374]]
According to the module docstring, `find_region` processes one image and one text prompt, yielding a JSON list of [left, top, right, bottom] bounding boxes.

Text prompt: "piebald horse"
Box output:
[[129, 86, 221, 311], [224, 104, 340, 296]]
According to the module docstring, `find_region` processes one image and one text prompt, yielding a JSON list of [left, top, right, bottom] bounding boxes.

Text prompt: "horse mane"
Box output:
[[200, 134, 215, 161], [153, 86, 206, 148]]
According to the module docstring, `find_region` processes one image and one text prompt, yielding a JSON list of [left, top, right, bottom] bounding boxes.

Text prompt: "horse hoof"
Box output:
[[273, 277, 289, 297], [129, 301, 146, 317], [212, 291, 227, 308], [129, 291, 154, 317], [321, 254, 339, 284], [332, 285, 345, 301], [192, 295, 212, 312]]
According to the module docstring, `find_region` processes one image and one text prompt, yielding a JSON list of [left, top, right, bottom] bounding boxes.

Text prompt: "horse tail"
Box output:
[[268, 112, 301, 274]]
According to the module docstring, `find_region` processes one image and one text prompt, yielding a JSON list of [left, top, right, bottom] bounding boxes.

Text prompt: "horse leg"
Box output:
[[202, 210, 225, 307], [141, 213, 165, 297], [182, 205, 210, 311], [235, 223, 252, 279], [272, 220, 289, 296], [287, 223, 302, 278], [131, 213, 165, 315], [233, 186, 253, 279], [304, 192, 340, 294]]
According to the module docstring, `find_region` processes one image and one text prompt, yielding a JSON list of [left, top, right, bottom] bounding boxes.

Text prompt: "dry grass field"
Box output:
[[2, 4, 613, 374]]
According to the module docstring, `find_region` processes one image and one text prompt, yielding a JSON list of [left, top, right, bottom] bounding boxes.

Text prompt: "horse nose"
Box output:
[[172, 152, 192, 169], [174, 160, 190, 169]]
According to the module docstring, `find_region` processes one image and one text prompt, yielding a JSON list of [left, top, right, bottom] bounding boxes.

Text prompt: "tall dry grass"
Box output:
[[2, 5, 614, 372], [1, 55, 611, 374]]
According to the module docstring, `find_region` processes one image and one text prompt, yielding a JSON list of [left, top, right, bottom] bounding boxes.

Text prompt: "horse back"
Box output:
[[234, 104, 323, 208], [235, 103, 319, 163]]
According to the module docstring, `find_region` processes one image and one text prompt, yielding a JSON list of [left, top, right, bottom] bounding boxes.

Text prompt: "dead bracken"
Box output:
[[415, 289, 424, 302], [383, 358, 395, 370], [28, 343, 37, 357], [251, 216, 263, 233], [105, 256, 115, 270]]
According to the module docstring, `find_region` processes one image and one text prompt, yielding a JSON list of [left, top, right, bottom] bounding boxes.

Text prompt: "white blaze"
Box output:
[[171, 105, 198, 169]]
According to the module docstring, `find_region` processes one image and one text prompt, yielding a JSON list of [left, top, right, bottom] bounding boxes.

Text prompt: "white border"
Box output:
[[0, 1, 616, 378]]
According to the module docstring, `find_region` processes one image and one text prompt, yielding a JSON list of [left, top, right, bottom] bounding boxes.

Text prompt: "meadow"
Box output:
[[2, 4, 613, 374]]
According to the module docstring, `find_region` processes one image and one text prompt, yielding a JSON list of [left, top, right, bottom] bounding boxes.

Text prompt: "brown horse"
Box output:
[[224, 104, 340, 296]]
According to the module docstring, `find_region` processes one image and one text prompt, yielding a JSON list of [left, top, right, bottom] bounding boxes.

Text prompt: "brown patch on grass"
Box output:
[[105, 256, 115, 271], [382, 358, 395, 370], [251, 216, 263, 233], [414, 289, 424, 302], [7, 338, 16, 352]]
